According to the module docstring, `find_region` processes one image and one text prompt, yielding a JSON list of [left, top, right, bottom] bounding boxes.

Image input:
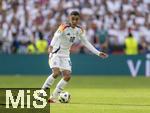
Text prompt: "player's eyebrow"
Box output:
[[72, 16, 79, 20]]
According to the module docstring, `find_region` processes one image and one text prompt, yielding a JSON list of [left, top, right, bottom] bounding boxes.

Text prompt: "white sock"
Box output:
[[50, 79, 68, 100], [42, 74, 55, 89]]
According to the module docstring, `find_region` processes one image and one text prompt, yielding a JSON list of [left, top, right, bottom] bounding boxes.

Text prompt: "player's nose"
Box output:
[[72, 21, 77, 24]]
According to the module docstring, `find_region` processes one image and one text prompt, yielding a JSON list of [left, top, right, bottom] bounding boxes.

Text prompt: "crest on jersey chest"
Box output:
[[67, 33, 71, 36]]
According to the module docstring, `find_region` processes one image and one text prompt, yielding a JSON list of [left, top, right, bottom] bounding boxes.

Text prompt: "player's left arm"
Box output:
[[80, 30, 108, 58]]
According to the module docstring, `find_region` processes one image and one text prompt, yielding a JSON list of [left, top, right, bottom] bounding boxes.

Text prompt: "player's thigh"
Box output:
[[52, 67, 61, 76]]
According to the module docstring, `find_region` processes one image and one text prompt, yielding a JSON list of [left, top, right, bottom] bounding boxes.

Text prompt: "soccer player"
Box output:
[[41, 11, 108, 103]]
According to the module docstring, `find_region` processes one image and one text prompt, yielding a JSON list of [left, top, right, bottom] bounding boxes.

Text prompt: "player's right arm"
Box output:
[[48, 24, 66, 54]]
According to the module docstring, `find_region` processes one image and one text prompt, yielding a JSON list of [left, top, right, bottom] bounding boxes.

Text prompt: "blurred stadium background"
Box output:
[[0, 0, 150, 113], [0, 0, 149, 76], [0, 0, 150, 54]]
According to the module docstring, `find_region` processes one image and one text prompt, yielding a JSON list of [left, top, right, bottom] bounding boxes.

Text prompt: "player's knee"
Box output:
[[63, 71, 71, 81], [64, 75, 71, 81], [52, 68, 61, 78], [53, 72, 60, 78]]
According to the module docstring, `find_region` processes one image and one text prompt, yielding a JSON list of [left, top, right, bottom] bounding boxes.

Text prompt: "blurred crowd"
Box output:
[[0, 0, 150, 55]]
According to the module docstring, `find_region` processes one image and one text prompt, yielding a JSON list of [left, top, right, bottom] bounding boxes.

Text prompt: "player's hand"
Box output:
[[99, 52, 108, 58], [48, 46, 53, 54], [48, 48, 51, 54]]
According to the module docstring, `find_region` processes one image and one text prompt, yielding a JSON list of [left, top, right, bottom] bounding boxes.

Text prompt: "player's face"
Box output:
[[69, 15, 80, 28]]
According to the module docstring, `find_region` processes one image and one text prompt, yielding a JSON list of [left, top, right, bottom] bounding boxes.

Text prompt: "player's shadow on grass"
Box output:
[[70, 102, 150, 107]]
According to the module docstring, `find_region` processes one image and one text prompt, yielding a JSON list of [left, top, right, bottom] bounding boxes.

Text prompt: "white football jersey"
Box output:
[[50, 23, 100, 57]]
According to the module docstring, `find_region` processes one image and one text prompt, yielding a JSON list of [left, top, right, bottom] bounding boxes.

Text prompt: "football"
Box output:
[[58, 92, 71, 103]]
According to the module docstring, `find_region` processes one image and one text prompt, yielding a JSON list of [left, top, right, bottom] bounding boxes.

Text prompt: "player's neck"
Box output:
[[71, 26, 76, 28], [69, 23, 76, 29]]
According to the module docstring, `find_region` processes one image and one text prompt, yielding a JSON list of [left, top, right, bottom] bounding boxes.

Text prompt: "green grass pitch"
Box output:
[[0, 75, 150, 113]]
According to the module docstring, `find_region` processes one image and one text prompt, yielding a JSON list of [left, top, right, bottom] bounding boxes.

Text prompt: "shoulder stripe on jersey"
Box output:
[[58, 23, 70, 32]]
